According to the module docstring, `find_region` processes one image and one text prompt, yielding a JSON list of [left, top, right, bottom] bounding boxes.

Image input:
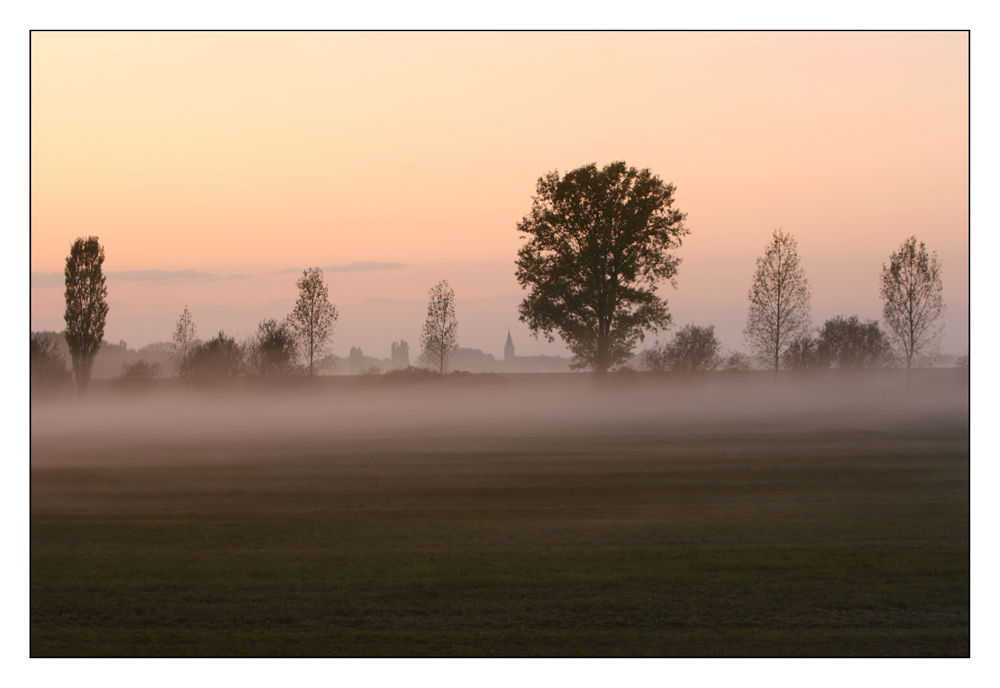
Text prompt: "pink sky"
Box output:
[[30, 32, 969, 358]]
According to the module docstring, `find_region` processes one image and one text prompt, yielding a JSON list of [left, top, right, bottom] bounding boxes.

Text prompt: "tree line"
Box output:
[[33, 247, 462, 394], [514, 163, 953, 382], [33, 161, 960, 396]]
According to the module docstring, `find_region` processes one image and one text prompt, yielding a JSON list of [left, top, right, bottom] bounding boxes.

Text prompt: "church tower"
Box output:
[[504, 329, 515, 365]]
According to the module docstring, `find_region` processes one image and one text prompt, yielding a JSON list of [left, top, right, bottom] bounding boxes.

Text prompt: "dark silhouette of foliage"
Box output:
[[112, 360, 162, 391], [638, 342, 671, 373], [420, 280, 458, 374], [783, 317, 894, 371], [956, 350, 968, 370], [666, 324, 723, 372], [179, 331, 243, 388], [816, 315, 894, 370], [515, 161, 688, 374], [64, 237, 108, 397], [245, 319, 298, 381], [744, 230, 811, 375], [380, 366, 441, 384], [288, 268, 338, 376], [30, 333, 71, 391], [782, 335, 825, 370], [639, 324, 723, 373], [723, 351, 753, 372], [880, 236, 945, 380]]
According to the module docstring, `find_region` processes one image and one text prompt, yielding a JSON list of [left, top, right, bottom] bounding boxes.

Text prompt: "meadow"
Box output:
[[30, 372, 969, 656]]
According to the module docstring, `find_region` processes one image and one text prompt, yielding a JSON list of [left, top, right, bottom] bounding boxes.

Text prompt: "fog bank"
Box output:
[[31, 372, 968, 469]]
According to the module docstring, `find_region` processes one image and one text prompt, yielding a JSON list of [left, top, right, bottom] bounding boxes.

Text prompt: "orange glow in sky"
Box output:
[[30, 31, 969, 356]]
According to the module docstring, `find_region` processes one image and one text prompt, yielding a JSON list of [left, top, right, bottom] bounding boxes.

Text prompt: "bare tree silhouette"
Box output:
[[420, 280, 458, 374], [744, 230, 811, 376], [880, 236, 945, 384], [288, 268, 338, 376]]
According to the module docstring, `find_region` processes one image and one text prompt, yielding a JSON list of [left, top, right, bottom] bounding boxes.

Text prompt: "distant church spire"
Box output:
[[504, 328, 515, 364]]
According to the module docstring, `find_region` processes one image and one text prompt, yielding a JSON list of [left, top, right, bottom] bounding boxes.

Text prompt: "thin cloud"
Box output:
[[109, 270, 233, 284], [31, 262, 405, 289], [32, 270, 227, 287], [275, 261, 406, 275]]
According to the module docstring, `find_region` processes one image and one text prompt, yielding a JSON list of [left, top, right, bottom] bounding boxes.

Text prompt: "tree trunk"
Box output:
[[73, 355, 93, 399]]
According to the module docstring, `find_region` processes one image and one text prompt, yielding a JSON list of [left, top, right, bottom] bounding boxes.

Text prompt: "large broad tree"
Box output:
[[64, 236, 109, 397], [419, 279, 458, 374], [743, 229, 811, 375], [287, 268, 338, 376], [515, 161, 689, 374], [880, 236, 945, 382]]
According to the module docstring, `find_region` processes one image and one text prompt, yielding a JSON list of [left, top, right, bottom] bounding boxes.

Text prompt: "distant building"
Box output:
[[501, 330, 571, 373]]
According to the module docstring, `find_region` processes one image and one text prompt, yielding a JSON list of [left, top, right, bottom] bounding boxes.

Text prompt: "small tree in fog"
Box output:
[[880, 236, 945, 381], [64, 236, 109, 397], [288, 268, 338, 376], [391, 340, 410, 369], [640, 324, 723, 373], [723, 351, 753, 371], [420, 280, 458, 374], [349, 346, 365, 375], [638, 342, 670, 373], [30, 333, 71, 391], [113, 360, 162, 391], [744, 230, 811, 376], [782, 335, 825, 370], [245, 319, 298, 380], [665, 324, 723, 372], [179, 331, 243, 388], [172, 305, 197, 373], [816, 316, 894, 370]]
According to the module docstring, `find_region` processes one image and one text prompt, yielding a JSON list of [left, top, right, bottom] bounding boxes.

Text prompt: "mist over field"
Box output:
[[31, 373, 968, 470]]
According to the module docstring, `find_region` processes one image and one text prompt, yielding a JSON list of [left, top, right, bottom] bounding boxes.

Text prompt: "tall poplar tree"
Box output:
[[64, 236, 108, 397]]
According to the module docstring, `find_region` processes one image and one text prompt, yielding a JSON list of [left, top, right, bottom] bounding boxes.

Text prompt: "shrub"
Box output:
[[180, 331, 243, 388], [113, 360, 162, 391]]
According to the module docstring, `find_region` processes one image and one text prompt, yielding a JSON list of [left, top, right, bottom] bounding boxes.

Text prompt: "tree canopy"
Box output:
[[64, 236, 109, 397], [515, 161, 688, 374], [245, 319, 298, 381], [288, 268, 338, 376], [744, 230, 811, 374], [880, 236, 945, 378], [640, 324, 722, 373], [419, 280, 458, 374]]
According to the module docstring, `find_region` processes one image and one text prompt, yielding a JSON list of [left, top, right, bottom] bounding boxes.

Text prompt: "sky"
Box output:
[[30, 31, 969, 358]]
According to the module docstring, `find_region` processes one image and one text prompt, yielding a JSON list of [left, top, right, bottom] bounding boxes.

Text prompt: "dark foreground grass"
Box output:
[[31, 425, 969, 656]]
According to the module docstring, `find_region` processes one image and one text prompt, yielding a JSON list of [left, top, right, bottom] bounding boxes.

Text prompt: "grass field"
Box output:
[[30, 374, 969, 656]]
